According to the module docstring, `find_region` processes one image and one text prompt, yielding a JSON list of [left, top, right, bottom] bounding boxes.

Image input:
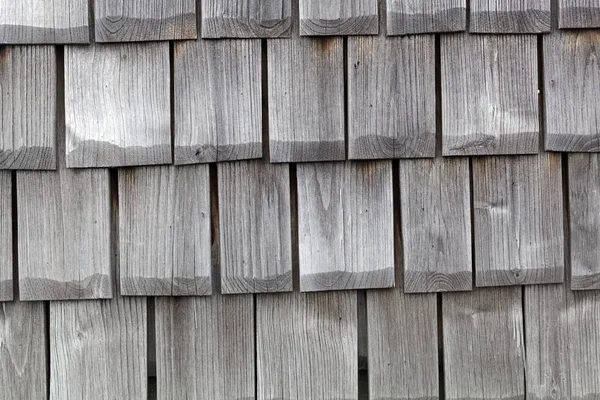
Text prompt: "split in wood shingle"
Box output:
[[386, 0, 467, 35]]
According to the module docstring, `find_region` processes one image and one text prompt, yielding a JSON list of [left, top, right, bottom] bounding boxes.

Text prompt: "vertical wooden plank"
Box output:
[[443, 287, 525, 399], [201, 0, 292, 38], [0, 301, 46, 400], [470, 0, 551, 33], [0, 172, 11, 301], [348, 34, 436, 159], [400, 157, 472, 293], [0, 46, 56, 170], [268, 31, 345, 162], [441, 34, 539, 156], [50, 297, 147, 399], [297, 161, 394, 291], [94, 0, 196, 42], [174, 39, 262, 165], [544, 30, 600, 152], [473, 154, 564, 287], [65, 42, 171, 168], [256, 291, 358, 399], [559, 0, 600, 28], [155, 294, 254, 399], [299, 0, 378, 35], [119, 165, 211, 296], [218, 160, 292, 294], [386, 0, 466, 35], [0, 0, 89, 44]]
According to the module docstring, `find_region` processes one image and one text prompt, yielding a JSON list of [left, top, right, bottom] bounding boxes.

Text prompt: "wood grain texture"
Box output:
[[442, 34, 539, 156], [473, 154, 565, 287], [256, 291, 358, 399], [559, 0, 600, 28], [156, 295, 254, 400], [50, 297, 147, 400], [119, 165, 212, 296], [569, 153, 600, 290], [443, 287, 525, 400], [174, 39, 262, 165], [400, 157, 472, 293], [386, 0, 466, 35], [0, 301, 46, 400], [65, 42, 171, 168], [0, 46, 56, 170], [348, 34, 436, 159], [544, 30, 600, 152], [268, 35, 345, 163], [470, 0, 551, 33], [297, 161, 394, 292], [0, 172, 11, 301], [0, 0, 88, 44], [218, 160, 292, 294], [94, 0, 196, 42], [201, 0, 292, 38], [299, 0, 379, 35], [17, 126, 112, 301]]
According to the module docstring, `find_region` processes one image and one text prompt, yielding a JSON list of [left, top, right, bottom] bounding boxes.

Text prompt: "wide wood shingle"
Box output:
[[299, 0, 379, 35], [559, 0, 600, 28], [386, 0, 466, 35], [470, 0, 551, 33], [0, 172, 11, 301]]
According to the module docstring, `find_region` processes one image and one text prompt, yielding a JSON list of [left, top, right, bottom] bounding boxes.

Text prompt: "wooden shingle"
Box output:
[[299, 0, 379, 35], [0, 172, 11, 301], [470, 0, 551, 33], [386, 0, 466, 35], [559, 0, 600, 28]]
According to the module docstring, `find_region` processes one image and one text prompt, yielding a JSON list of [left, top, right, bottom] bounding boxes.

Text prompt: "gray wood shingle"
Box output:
[[559, 0, 600, 28], [470, 0, 551, 33], [0, 172, 11, 301], [386, 0, 466, 35], [299, 0, 379, 35]]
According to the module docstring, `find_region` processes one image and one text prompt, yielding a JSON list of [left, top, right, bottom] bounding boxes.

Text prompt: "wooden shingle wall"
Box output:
[[2, 0, 600, 399]]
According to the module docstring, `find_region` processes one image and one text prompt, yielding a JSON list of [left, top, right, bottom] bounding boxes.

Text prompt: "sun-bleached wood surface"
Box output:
[[65, 42, 171, 168], [299, 0, 379, 35], [0, 172, 11, 301], [386, 0, 466, 35], [470, 0, 551, 33], [559, 0, 600, 28]]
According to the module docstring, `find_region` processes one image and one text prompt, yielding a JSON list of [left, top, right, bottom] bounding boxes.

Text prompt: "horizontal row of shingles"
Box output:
[[2, 282, 600, 399], [1, 29, 599, 170], [4, 0, 598, 44]]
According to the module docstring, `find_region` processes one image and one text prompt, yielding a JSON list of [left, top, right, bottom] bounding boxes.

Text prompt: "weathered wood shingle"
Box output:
[[386, 0, 467, 35], [0, 172, 11, 301], [470, 0, 551, 33], [559, 0, 600, 28], [299, 0, 379, 35]]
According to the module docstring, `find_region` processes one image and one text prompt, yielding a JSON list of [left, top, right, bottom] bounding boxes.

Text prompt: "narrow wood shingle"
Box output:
[[201, 0, 292, 38], [257, 291, 358, 399], [119, 165, 212, 296], [473, 154, 565, 287], [348, 34, 436, 159], [559, 0, 600, 28], [50, 297, 147, 399], [65, 43, 171, 168], [442, 34, 539, 156], [545, 30, 600, 152], [470, 0, 551, 33], [0, 0, 89, 44], [299, 0, 379, 35], [0, 172, 11, 301], [0, 46, 56, 170], [400, 157, 472, 293], [297, 161, 395, 292], [386, 0, 466, 35], [94, 0, 196, 42], [175, 39, 262, 165]]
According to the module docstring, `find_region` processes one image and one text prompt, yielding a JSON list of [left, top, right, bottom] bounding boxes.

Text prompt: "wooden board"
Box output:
[[470, 0, 551, 33], [348, 34, 436, 159], [268, 36, 345, 163], [155, 295, 254, 399], [0, 46, 56, 170], [473, 154, 565, 287], [65, 42, 171, 168], [441, 34, 539, 156], [94, 0, 196, 42], [17, 125, 112, 301], [201, 0, 292, 38], [0, 0, 89, 44], [559, 0, 600, 28], [0, 301, 46, 400], [400, 157, 472, 293], [297, 161, 394, 291], [50, 297, 147, 399], [174, 39, 262, 165], [119, 165, 212, 296], [386, 0, 466, 35], [0, 172, 11, 301], [569, 153, 600, 289], [256, 291, 358, 399], [544, 30, 600, 152], [299, 0, 378, 35], [443, 287, 525, 399], [218, 160, 292, 294]]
